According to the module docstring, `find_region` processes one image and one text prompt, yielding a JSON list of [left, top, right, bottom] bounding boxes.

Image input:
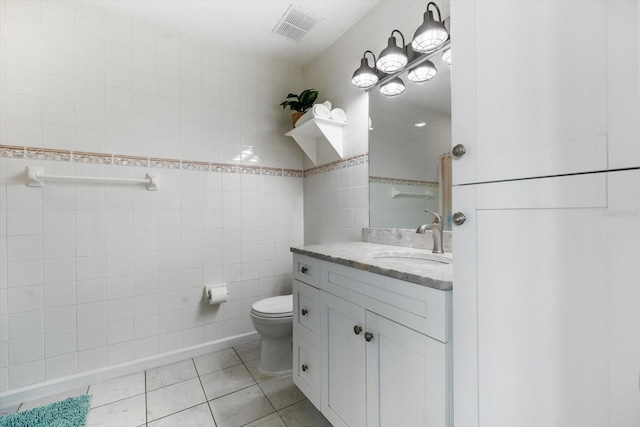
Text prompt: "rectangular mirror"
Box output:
[[368, 53, 452, 231]]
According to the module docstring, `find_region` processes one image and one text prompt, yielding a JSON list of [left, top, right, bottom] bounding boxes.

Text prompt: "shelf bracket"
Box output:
[[285, 117, 346, 165]]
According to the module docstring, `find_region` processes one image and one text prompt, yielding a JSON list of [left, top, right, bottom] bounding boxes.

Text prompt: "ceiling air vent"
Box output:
[[272, 4, 321, 42]]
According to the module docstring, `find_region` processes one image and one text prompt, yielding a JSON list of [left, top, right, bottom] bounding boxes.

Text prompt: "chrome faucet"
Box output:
[[416, 210, 444, 254]]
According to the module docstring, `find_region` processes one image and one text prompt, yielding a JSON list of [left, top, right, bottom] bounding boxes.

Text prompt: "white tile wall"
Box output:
[[0, 157, 303, 392], [0, 0, 303, 169], [0, 0, 304, 392], [303, 164, 369, 244]]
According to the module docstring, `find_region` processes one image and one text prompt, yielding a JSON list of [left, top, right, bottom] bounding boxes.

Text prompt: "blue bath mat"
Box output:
[[0, 395, 92, 427]]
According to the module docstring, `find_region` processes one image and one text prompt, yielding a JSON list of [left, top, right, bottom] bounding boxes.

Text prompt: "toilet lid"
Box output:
[[251, 295, 293, 318]]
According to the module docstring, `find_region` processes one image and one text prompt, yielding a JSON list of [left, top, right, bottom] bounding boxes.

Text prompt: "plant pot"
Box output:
[[291, 112, 305, 127]]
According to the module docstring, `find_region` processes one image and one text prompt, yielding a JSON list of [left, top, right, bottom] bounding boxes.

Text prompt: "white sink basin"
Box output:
[[373, 251, 452, 265]]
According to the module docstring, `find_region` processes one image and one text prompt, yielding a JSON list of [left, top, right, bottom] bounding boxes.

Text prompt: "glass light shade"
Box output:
[[376, 35, 408, 73], [441, 47, 451, 65], [379, 77, 405, 97], [412, 10, 449, 53], [351, 57, 378, 89], [407, 60, 437, 83]]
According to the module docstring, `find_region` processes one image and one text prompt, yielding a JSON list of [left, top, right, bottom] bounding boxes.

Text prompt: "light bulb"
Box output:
[[377, 31, 408, 73], [351, 52, 379, 89], [379, 77, 405, 97], [412, 3, 448, 53], [407, 60, 437, 83]]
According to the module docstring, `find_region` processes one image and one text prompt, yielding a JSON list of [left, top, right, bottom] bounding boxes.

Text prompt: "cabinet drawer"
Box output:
[[322, 261, 451, 342], [293, 332, 320, 409], [293, 254, 320, 288], [293, 279, 320, 345]]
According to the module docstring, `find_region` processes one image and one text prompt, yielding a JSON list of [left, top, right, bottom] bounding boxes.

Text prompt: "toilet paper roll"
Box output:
[[205, 284, 228, 305]]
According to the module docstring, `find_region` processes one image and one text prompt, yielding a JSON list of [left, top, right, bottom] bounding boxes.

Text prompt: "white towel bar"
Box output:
[[26, 167, 159, 191], [391, 188, 433, 199]]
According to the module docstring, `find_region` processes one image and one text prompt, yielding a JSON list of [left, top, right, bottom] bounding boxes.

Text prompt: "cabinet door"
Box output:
[[365, 311, 449, 427], [320, 292, 366, 427], [453, 171, 640, 427], [451, 1, 640, 184]]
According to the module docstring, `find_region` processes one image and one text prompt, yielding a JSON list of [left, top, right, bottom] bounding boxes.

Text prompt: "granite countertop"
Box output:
[[291, 242, 452, 291]]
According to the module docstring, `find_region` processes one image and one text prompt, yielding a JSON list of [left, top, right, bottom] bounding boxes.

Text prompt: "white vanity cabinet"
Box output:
[[292, 253, 452, 427], [451, 0, 640, 185]]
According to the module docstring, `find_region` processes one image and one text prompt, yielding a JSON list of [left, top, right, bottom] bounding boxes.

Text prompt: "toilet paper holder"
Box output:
[[204, 284, 228, 305]]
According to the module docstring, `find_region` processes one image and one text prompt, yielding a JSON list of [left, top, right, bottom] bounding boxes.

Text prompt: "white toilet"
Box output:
[[250, 295, 293, 377]]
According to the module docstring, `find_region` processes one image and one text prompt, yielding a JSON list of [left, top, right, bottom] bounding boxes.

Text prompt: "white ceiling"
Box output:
[[94, 0, 380, 67]]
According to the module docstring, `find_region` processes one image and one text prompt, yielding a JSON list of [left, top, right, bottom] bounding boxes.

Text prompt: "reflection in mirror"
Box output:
[[368, 52, 452, 231]]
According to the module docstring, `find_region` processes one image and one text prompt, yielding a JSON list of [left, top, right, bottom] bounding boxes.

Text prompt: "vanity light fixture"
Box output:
[[350, 1, 449, 97], [376, 30, 408, 73], [441, 47, 451, 65], [412, 2, 449, 53], [352, 50, 379, 89], [379, 77, 406, 97], [407, 60, 437, 83]]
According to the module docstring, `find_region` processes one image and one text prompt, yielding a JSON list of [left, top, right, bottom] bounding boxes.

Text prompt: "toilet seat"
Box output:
[[251, 295, 293, 318]]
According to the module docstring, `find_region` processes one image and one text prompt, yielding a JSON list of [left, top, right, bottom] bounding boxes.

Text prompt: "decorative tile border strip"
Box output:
[[73, 151, 113, 164], [0, 145, 304, 178], [0, 145, 26, 158], [25, 147, 72, 162], [112, 155, 149, 167], [303, 153, 369, 178], [369, 176, 439, 188], [149, 158, 181, 169], [0, 145, 374, 179], [181, 160, 210, 171]]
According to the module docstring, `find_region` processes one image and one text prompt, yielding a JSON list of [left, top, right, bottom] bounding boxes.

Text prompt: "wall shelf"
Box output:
[[391, 188, 434, 199], [285, 117, 346, 165]]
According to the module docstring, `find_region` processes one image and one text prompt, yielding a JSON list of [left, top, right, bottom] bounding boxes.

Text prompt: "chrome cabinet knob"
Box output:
[[301, 309, 308, 316], [364, 332, 374, 342], [452, 144, 466, 158], [353, 325, 363, 335], [453, 212, 466, 225], [301, 266, 308, 274], [301, 364, 308, 372]]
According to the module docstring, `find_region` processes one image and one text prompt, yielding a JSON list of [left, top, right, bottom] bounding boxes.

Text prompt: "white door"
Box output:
[[452, 170, 640, 427], [365, 311, 449, 427], [450, 0, 640, 185], [321, 292, 366, 427]]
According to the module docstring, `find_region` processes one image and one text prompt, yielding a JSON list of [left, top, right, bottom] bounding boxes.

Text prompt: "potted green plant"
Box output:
[[279, 88, 319, 126]]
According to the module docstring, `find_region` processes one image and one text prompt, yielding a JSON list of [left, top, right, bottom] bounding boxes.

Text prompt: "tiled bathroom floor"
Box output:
[[2, 341, 332, 427]]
